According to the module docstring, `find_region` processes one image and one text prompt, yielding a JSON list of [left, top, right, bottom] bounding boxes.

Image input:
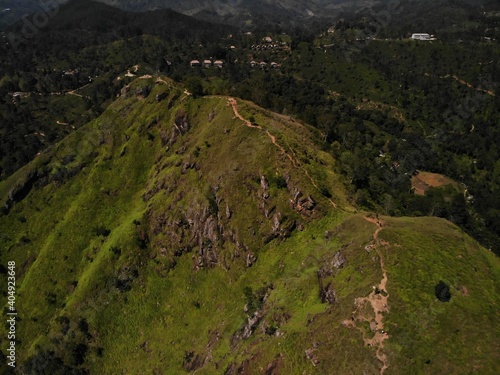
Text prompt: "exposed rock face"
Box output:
[[241, 311, 264, 339], [246, 253, 256, 267], [317, 252, 344, 305], [287, 179, 317, 216], [183, 351, 204, 372], [148, 203, 221, 270], [169, 110, 190, 145], [332, 251, 346, 269], [319, 282, 336, 304], [135, 85, 151, 98], [305, 343, 320, 367], [271, 212, 281, 233], [260, 175, 270, 199], [5, 168, 49, 212], [181, 162, 196, 174]]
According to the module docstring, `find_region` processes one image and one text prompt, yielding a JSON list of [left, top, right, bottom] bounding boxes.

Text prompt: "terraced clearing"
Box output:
[[411, 171, 459, 195]]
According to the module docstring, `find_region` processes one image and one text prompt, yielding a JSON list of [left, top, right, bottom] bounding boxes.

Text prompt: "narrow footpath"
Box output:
[[343, 216, 391, 374], [227, 97, 338, 209]]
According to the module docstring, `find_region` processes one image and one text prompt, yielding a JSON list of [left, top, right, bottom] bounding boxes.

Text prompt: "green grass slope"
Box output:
[[0, 76, 498, 374]]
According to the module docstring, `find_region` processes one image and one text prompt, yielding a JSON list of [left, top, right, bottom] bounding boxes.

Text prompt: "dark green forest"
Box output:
[[1, 0, 500, 254]]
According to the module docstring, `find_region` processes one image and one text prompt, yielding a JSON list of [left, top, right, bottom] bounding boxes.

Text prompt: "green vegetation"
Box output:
[[0, 1, 499, 373], [0, 76, 498, 374]]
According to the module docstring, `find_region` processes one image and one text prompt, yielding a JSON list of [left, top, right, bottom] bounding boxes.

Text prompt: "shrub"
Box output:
[[435, 281, 451, 302]]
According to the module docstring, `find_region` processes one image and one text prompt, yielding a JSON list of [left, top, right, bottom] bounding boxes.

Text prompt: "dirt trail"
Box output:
[[425, 73, 495, 97], [67, 83, 91, 99], [343, 216, 390, 374], [227, 98, 338, 209], [156, 77, 171, 86]]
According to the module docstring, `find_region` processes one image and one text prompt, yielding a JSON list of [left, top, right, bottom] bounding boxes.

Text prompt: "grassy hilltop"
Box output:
[[0, 76, 498, 374]]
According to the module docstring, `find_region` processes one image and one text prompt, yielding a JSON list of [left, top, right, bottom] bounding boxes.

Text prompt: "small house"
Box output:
[[203, 59, 212, 68], [411, 33, 431, 41], [250, 61, 257, 68], [270, 62, 279, 69], [263, 36, 273, 43], [214, 60, 224, 68], [190, 60, 201, 67], [260, 62, 267, 69]]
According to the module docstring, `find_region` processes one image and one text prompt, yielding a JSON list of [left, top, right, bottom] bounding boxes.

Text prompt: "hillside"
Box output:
[[2, 0, 500, 256], [0, 0, 234, 180], [0, 76, 498, 374]]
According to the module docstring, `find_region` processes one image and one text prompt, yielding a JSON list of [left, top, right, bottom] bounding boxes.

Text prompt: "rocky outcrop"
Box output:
[[287, 179, 317, 216], [319, 281, 336, 304], [168, 110, 190, 145], [183, 351, 204, 372], [241, 310, 264, 339], [135, 85, 151, 98], [305, 343, 320, 367], [332, 251, 346, 269], [260, 175, 269, 199], [317, 251, 345, 305], [4, 168, 49, 212]]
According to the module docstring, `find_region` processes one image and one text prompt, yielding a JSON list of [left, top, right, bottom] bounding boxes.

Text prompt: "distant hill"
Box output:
[[0, 0, 381, 30], [0, 0, 53, 28], [1, 0, 493, 30]]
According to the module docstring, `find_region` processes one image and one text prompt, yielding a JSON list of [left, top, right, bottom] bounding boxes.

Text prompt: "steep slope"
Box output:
[[0, 76, 498, 374]]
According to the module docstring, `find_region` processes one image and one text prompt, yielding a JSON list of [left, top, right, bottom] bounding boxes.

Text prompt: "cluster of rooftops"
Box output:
[[251, 44, 283, 51], [189, 60, 280, 69]]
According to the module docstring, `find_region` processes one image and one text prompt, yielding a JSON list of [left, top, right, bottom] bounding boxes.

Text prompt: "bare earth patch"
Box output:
[[343, 216, 390, 374], [411, 171, 455, 195]]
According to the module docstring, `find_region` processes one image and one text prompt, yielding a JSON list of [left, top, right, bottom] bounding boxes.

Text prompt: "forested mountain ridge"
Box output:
[[2, 0, 500, 254], [0, 0, 234, 179], [0, 1, 499, 372], [0, 75, 498, 374]]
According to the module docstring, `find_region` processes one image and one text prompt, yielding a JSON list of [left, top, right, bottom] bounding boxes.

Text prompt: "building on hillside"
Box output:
[[214, 60, 224, 68], [263, 36, 272, 43], [411, 33, 431, 41], [270, 62, 279, 69], [203, 59, 212, 68], [250, 61, 257, 68], [260, 62, 267, 69], [190, 60, 201, 67]]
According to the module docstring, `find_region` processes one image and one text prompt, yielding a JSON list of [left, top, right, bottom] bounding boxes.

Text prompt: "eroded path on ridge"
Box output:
[[425, 73, 496, 97], [343, 216, 390, 374], [227, 98, 338, 209]]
